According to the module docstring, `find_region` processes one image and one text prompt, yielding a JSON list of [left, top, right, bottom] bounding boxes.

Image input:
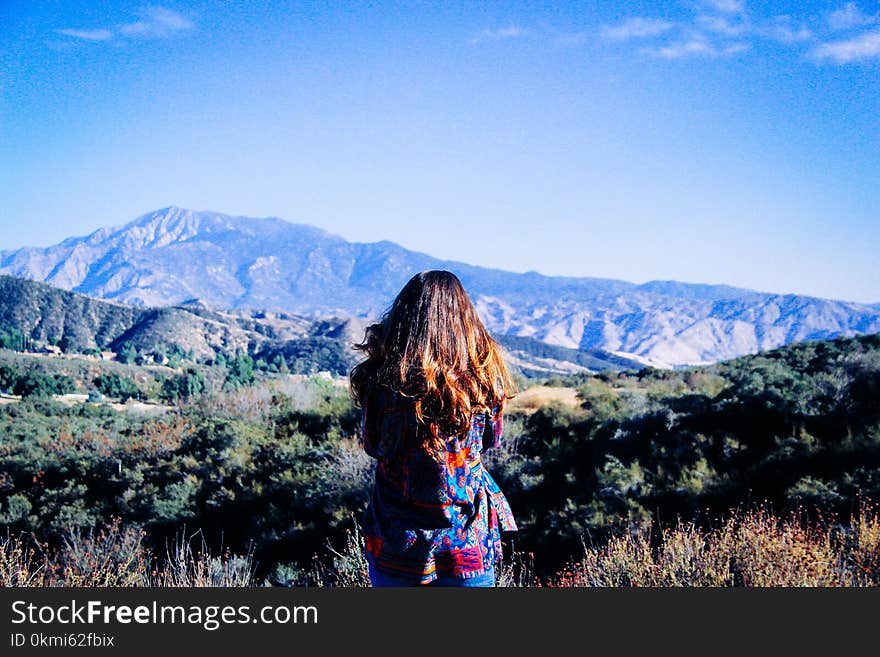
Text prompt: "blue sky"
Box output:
[[1, 1, 878, 303]]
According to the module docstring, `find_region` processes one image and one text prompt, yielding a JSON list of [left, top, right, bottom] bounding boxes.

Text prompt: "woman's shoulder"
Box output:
[[366, 383, 415, 407], [365, 384, 420, 428]]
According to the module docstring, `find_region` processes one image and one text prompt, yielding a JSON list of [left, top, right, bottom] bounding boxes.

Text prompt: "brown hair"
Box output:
[[349, 270, 516, 453]]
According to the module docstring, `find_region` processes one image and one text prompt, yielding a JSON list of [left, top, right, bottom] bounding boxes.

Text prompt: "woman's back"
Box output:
[[349, 270, 518, 586], [360, 384, 516, 584]]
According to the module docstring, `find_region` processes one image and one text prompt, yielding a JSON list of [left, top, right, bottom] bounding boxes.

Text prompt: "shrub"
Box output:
[[93, 372, 144, 401]]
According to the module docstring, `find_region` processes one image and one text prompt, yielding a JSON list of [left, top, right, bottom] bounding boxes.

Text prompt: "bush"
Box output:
[[12, 371, 74, 398], [93, 372, 144, 401], [160, 368, 207, 402]]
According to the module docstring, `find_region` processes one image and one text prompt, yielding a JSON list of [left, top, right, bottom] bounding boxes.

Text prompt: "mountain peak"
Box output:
[[120, 206, 206, 249], [131, 205, 192, 224]]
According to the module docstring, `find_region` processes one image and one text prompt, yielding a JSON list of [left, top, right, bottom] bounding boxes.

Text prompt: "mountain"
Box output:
[[496, 335, 645, 377], [3, 206, 879, 367], [0, 276, 639, 376]]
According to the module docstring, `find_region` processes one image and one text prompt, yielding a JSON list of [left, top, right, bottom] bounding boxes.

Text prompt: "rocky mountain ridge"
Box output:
[[3, 206, 878, 367]]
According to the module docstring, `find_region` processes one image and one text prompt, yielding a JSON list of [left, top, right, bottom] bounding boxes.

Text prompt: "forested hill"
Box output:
[[0, 275, 639, 376], [0, 274, 351, 372], [0, 275, 141, 352]]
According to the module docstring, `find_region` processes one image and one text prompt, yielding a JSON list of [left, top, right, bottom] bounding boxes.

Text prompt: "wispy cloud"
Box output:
[[697, 14, 748, 37], [118, 6, 194, 38], [723, 42, 752, 55], [617, 5, 815, 62], [54, 6, 193, 45], [609, 14, 749, 60], [828, 3, 879, 31], [758, 16, 813, 44], [466, 4, 871, 65], [601, 17, 675, 40], [646, 39, 713, 59], [471, 25, 527, 43], [645, 38, 749, 59], [698, 13, 811, 43], [55, 28, 114, 41], [703, 0, 746, 15], [813, 29, 880, 62]]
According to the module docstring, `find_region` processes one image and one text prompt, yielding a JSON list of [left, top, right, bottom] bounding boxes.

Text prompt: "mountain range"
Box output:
[[2, 206, 878, 368], [0, 275, 639, 377]]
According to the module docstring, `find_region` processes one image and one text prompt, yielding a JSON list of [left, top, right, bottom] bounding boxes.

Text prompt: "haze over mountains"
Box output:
[[2, 206, 878, 368]]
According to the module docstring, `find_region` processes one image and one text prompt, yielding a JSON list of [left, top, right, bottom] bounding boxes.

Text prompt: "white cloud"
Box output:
[[53, 6, 193, 46], [703, 0, 746, 14], [601, 17, 675, 40], [758, 16, 813, 44], [813, 29, 880, 62], [645, 38, 749, 59], [697, 14, 748, 36], [698, 13, 811, 44], [642, 36, 752, 59], [647, 39, 712, 59], [55, 28, 113, 41], [475, 26, 527, 41], [118, 6, 194, 38], [828, 3, 879, 31]]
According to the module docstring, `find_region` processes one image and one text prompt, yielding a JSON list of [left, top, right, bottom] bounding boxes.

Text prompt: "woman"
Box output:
[[350, 270, 518, 587]]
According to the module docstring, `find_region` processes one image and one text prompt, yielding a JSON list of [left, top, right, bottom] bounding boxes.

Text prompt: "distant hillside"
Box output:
[[0, 276, 140, 351], [3, 206, 879, 367], [0, 276, 638, 376], [0, 275, 344, 373], [497, 335, 642, 376]]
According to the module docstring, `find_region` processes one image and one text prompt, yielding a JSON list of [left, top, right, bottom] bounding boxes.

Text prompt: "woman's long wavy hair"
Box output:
[[349, 270, 517, 453]]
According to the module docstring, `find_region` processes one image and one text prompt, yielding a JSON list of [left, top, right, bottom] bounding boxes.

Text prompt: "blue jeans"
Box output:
[[368, 562, 496, 587]]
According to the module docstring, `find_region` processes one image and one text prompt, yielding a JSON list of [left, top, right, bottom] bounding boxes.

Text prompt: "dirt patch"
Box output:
[[107, 400, 171, 415]]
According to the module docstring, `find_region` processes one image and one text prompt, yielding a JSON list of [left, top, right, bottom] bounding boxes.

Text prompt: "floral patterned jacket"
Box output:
[[359, 385, 517, 583]]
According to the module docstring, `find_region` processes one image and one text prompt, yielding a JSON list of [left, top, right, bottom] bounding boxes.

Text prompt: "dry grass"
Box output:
[[305, 524, 371, 588], [0, 519, 255, 587], [0, 533, 51, 586], [4, 504, 879, 587], [553, 504, 880, 587], [152, 530, 255, 587], [507, 386, 583, 414]]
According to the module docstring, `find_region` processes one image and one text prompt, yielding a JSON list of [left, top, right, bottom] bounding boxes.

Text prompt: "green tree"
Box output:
[[13, 371, 66, 398], [93, 373, 143, 401], [117, 342, 138, 365], [226, 353, 255, 388], [161, 368, 207, 402], [271, 354, 289, 374]]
